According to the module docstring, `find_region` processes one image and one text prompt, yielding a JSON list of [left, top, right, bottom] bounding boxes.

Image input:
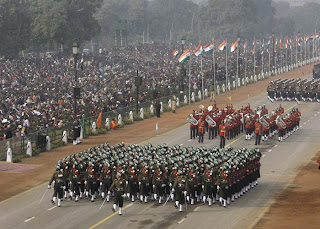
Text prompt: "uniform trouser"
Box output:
[[87, 178, 98, 194], [155, 181, 165, 196], [255, 134, 261, 145], [263, 130, 269, 137], [190, 127, 196, 139], [227, 129, 232, 139], [101, 178, 112, 193], [79, 181, 85, 193], [213, 127, 218, 137], [53, 182, 64, 199], [114, 191, 124, 207], [127, 179, 138, 195], [220, 136, 226, 149], [140, 180, 150, 196], [187, 184, 196, 198], [176, 188, 185, 204], [279, 129, 285, 137], [204, 182, 214, 197], [208, 128, 214, 139], [198, 132, 204, 143], [71, 178, 80, 196]]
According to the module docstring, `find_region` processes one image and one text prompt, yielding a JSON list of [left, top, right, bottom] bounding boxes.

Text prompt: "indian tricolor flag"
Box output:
[[204, 41, 214, 54], [172, 49, 179, 57], [178, 48, 191, 63], [230, 40, 238, 52], [252, 38, 256, 53], [279, 39, 283, 49], [193, 42, 203, 57], [218, 40, 227, 51]]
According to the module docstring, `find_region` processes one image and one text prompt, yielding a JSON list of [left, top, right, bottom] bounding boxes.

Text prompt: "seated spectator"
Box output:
[[110, 118, 119, 130]]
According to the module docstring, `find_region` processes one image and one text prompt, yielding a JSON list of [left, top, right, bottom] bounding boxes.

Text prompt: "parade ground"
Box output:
[[1, 63, 320, 229]]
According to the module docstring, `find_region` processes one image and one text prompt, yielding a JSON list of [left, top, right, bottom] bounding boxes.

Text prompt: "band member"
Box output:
[[254, 119, 262, 145], [198, 118, 205, 143], [219, 120, 228, 149]]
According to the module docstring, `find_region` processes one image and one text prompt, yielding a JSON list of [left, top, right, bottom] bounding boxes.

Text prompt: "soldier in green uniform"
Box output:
[[100, 162, 112, 202], [152, 165, 166, 204], [48, 165, 66, 207], [69, 163, 81, 202], [108, 172, 126, 215], [172, 170, 188, 212], [202, 165, 215, 206]]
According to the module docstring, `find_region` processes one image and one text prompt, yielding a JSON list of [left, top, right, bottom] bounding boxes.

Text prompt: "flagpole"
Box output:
[[189, 49, 191, 105], [290, 39, 293, 68], [262, 40, 264, 75], [269, 49, 271, 74], [226, 39, 228, 89], [253, 39, 256, 80], [245, 41, 247, 86], [296, 36, 298, 66], [286, 39, 288, 70], [236, 39, 239, 89], [213, 38, 216, 97], [201, 55, 204, 100]]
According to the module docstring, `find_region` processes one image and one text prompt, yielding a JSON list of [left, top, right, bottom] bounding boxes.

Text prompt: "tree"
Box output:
[[31, 0, 102, 50], [0, 0, 32, 57]]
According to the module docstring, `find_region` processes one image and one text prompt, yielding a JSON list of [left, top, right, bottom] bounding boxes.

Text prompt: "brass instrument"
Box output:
[[187, 114, 198, 125], [205, 115, 216, 127], [276, 115, 286, 128], [260, 115, 270, 129]]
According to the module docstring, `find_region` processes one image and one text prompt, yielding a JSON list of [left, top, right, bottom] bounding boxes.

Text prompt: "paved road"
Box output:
[[1, 81, 320, 229]]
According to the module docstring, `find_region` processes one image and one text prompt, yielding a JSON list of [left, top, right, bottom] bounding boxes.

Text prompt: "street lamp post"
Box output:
[[298, 31, 301, 65], [135, 69, 142, 115], [72, 41, 80, 119], [180, 37, 186, 99]]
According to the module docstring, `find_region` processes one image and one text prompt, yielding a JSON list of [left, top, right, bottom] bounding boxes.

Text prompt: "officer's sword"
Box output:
[[39, 188, 48, 203], [163, 191, 173, 206], [99, 196, 108, 210]]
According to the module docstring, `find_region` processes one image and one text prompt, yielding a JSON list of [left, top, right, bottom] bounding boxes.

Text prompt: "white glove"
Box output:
[[126, 181, 128, 185], [69, 181, 72, 185], [63, 186, 66, 190], [172, 188, 175, 192], [47, 185, 51, 189], [153, 185, 155, 188], [169, 183, 172, 187], [84, 181, 87, 185], [100, 182, 102, 186], [202, 185, 204, 189], [217, 185, 220, 189], [139, 182, 141, 185], [184, 191, 187, 196], [108, 191, 111, 195]]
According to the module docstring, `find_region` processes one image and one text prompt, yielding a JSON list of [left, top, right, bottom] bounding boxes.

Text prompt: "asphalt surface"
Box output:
[[1, 78, 320, 229]]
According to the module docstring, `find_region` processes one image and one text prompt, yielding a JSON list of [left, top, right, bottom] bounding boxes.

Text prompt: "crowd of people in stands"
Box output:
[[0, 40, 298, 139]]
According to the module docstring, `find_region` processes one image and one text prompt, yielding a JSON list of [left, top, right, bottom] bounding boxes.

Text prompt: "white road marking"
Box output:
[[268, 149, 272, 152], [24, 217, 35, 222], [188, 140, 192, 142], [47, 206, 57, 211], [194, 206, 200, 212], [311, 117, 313, 119], [274, 145, 278, 148], [180, 144, 183, 146], [178, 218, 186, 224], [304, 123, 306, 125], [262, 155, 266, 158], [308, 120, 310, 122], [126, 203, 134, 207], [300, 126, 302, 128]]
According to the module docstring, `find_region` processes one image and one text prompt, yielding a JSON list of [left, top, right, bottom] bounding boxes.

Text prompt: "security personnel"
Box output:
[[254, 119, 262, 145], [108, 172, 126, 215], [198, 118, 205, 143], [48, 165, 66, 207], [219, 120, 227, 149]]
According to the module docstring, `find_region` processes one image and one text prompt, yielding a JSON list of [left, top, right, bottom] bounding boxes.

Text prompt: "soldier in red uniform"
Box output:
[[198, 118, 205, 143], [219, 120, 228, 149], [254, 119, 262, 145]]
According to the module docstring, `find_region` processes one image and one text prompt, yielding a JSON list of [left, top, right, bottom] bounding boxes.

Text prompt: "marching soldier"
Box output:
[[85, 162, 99, 202], [108, 172, 126, 215], [172, 170, 188, 212], [202, 166, 215, 206], [69, 163, 81, 202], [138, 166, 151, 203], [152, 166, 166, 204], [48, 165, 66, 207], [100, 162, 113, 202]]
